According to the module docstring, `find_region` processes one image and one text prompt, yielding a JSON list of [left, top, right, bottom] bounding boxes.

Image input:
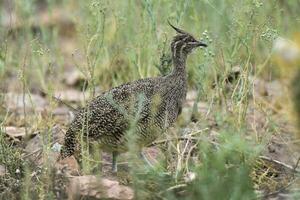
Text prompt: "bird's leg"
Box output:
[[112, 151, 118, 172], [140, 151, 154, 169]]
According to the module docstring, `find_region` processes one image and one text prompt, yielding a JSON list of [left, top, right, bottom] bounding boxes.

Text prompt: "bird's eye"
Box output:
[[187, 38, 197, 45]]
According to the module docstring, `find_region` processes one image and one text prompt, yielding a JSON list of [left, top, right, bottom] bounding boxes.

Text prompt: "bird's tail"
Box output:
[[59, 127, 78, 160]]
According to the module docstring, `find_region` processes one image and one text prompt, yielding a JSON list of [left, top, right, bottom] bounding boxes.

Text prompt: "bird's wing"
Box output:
[[76, 77, 160, 138]]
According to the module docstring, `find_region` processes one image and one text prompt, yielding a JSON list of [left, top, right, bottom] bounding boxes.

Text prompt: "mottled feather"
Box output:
[[60, 24, 207, 162]]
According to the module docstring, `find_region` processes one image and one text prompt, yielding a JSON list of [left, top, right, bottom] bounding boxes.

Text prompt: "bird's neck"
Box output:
[[170, 53, 187, 78]]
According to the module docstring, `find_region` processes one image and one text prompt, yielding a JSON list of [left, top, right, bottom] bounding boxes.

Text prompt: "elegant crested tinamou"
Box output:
[[59, 22, 207, 172]]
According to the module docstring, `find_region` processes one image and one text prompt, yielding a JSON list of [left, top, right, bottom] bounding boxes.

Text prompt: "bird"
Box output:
[[59, 22, 207, 172]]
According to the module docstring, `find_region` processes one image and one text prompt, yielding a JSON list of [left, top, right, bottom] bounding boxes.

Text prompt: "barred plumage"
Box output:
[[60, 22, 207, 172]]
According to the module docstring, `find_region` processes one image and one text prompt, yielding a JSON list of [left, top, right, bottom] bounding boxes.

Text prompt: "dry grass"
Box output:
[[1, 0, 300, 199]]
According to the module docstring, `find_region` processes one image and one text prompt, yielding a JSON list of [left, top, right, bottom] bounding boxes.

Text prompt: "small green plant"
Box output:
[[0, 129, 24, 199]]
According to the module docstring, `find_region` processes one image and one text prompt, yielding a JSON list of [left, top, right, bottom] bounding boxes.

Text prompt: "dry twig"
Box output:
[[259, 156, 300, 174]]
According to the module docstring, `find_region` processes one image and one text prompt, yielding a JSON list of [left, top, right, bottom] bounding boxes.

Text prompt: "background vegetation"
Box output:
[[0, 0, 300, 199]]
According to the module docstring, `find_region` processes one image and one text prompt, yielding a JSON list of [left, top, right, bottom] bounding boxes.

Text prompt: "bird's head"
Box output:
[[169, 21, 207, 59]]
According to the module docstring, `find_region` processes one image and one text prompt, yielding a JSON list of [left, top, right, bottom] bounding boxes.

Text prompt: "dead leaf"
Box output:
[[4, 126, 26, 138], [67, 176, 134, 200]]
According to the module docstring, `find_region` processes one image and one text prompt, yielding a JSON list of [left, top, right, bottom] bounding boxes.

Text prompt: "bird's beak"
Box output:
[[196, 41, 207, 47]]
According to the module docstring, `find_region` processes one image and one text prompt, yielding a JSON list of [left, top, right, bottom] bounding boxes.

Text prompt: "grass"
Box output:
[[0, 128, 24, 199], [0, 0, 300, 199]]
